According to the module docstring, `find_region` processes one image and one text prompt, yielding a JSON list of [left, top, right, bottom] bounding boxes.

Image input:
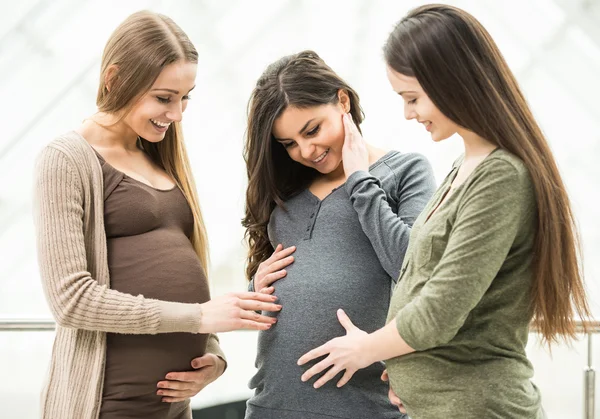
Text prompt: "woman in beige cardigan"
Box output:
[[33, 11, 281, 419]]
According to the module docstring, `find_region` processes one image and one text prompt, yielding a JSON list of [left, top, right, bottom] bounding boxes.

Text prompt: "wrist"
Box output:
[[361, 332, 380, 366]]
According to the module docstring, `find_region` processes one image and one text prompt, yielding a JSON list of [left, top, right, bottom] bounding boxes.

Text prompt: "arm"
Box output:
[[345, 153, 436, 279], [395, 159, 535, 350]]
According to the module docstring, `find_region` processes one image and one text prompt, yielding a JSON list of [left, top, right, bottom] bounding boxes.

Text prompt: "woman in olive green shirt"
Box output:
[[297, 5, 592, 419]]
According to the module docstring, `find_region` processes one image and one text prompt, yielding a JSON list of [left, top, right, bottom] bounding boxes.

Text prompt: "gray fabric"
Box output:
[[246, 151, 436, 419]]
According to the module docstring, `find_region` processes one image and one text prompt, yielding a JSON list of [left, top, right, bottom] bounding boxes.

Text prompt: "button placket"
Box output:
[[304, 201, 321, 240]]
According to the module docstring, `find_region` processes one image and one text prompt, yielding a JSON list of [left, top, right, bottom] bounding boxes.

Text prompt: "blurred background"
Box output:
[[0, 0, 599, 417]]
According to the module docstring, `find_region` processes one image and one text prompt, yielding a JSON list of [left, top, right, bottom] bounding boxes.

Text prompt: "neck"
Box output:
[[86, 112, 140, 151], [458, 128, 497, 160]]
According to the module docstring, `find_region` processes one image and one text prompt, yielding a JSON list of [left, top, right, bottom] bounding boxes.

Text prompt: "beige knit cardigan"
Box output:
[[33, 131, 225, 419]]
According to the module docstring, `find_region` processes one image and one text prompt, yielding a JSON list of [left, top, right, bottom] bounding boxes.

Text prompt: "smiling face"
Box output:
[[121, 60, 197, 142], [386, 65, 460, 142], [271, 91, 350, 175]]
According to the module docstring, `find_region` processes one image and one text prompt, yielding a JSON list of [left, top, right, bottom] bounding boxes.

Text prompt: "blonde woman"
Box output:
[[33, 11, 281, 419]]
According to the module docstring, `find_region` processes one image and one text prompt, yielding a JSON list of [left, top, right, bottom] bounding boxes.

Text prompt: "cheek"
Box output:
[[323, 121, 345, 149]]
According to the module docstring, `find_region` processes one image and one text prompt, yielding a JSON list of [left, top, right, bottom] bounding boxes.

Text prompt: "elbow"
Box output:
[[51, 307, 76, 329]]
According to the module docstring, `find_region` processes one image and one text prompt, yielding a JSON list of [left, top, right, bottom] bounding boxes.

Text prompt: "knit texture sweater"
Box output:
[[33, 131, 224, 419]]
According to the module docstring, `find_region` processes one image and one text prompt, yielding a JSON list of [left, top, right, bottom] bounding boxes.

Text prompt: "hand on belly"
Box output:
[[156, 353, 226, 403]]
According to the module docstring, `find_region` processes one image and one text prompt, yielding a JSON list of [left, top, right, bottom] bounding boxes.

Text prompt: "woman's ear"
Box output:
[[337, 89, 351, 113], [104, 65, 119, 92]]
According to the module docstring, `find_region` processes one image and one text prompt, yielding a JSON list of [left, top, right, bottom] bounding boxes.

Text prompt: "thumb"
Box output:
[[191, 354, 214, 369], [337, 309, 356, 332]]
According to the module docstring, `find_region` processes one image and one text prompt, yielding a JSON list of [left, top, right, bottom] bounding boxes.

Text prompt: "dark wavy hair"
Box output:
[[384, 4, 591, 344], [242, 50, 364, 281]]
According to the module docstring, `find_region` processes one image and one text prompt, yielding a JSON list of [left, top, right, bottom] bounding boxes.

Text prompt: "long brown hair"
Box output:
[[243, 50, 364, 281], [384, 4, 591, 344], [96, 10, 210, 272]]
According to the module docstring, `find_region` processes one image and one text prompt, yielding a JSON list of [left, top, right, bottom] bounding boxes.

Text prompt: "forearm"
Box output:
[[363, 321, 415, 364]]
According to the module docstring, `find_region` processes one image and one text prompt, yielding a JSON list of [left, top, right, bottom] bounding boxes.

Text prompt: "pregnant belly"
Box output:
[[102, 233, 211, 404], [103, 333, 208, 400]]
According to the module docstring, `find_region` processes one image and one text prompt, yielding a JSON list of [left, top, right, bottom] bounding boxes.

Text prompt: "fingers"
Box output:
[[301, 356, 333, 383], [336, 309, 356, 332], [158, 387, 195, 401], [298, 343, 330, 366], [260, 286, 275, 294], [261, 269, 288, 288], [314, 364, 343, 389], [240, 318, 276, 330], [161, 396, 188, 403], [238, 299, 282, 313], [381, 369, 389, 382], [240, 308, 278, 325], [191, 354, 215, 369], [158, 379, 192, 390], [388, 387, 402, 407], [236, 292, 279, 302], [343, 113, 353, 143], [265, 244, 295, 265], [336, 368, 356, 388], [268, 256, 295, 274]]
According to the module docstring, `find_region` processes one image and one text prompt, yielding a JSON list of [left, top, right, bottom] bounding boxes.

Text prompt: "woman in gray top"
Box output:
[[241, 50, 436, 419]]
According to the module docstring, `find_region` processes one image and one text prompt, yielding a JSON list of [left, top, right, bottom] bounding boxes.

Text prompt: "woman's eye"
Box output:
[[157, 97, 170, 104], [408, 99, 417, 105], [306, 125, 320, 136], [282, 142, 296, 149]]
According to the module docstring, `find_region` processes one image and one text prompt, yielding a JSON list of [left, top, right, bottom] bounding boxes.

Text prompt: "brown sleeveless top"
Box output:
[[95, 151, 210, 419]]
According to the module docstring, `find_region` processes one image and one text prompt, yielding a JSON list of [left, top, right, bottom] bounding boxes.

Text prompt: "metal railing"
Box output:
[[0, 319, 597, 418]]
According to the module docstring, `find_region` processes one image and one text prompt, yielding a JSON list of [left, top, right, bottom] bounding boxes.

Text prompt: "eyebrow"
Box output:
[[151, 86, 196, 94], [274, 118, 316, 142]]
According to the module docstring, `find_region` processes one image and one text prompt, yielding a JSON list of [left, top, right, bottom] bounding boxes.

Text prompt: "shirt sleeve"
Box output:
[[345, 153, 436, 280], [395, 158, 535, 350]]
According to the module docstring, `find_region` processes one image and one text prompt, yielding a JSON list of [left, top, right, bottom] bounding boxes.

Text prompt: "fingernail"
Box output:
[[166, 374, 173, 379], [157, 391, 163, 395]]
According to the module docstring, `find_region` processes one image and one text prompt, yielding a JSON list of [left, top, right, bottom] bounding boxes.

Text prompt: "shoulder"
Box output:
[[36, 131, 99, 184], [381, 151, 434, 182], [466, 149, 534, 205], [477, 149, 531, 185], [41, 131, 93, 158]]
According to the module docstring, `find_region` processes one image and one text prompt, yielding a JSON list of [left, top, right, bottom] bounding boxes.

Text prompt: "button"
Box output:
[[310, 213, 315, 218], [306, 227, 310, 231]]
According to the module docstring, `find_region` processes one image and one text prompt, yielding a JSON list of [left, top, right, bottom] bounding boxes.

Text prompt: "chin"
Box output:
[[432, 131, 452, 143]]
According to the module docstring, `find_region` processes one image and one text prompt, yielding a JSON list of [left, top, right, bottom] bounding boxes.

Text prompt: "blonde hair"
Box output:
[[96, 10, 209, 272]]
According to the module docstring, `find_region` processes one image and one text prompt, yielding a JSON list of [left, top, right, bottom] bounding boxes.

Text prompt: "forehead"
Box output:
[[386, 66, 421, 92], [152, 61, 197, 89], [272, 105, 330, 139]]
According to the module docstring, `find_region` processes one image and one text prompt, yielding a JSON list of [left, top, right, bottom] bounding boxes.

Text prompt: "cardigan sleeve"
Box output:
[[33, 145, 204, 334]]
